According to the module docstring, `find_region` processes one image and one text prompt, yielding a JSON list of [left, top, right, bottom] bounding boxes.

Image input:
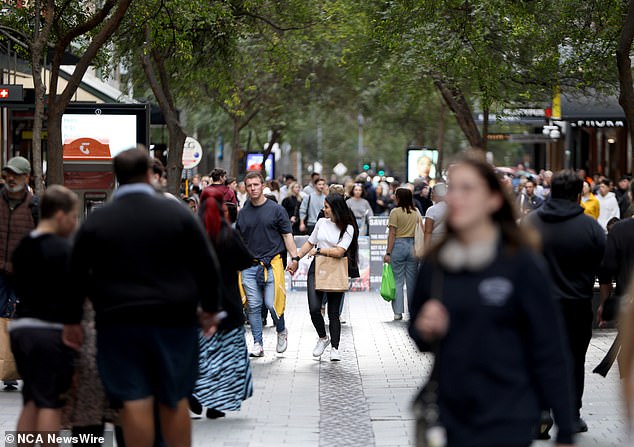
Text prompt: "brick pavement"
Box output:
[[0, 291, 628, 447]]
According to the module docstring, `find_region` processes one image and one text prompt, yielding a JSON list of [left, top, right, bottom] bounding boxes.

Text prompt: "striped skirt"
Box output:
[[192, 326, 253, 411]]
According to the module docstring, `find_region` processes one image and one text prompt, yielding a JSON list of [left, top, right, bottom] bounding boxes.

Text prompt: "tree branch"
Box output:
[[234, 10, 317, 34], [238, 108, 260, 131], [52, 0, 133, 108]]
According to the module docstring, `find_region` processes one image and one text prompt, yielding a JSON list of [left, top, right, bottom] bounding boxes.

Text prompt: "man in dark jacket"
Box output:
[[527, 170, 606, 434], [0, 156, 38, 391], [65, 149, 223, 447]]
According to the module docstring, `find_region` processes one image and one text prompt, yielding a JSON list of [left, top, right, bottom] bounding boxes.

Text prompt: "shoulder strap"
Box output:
[[29, 195, 40, 226]]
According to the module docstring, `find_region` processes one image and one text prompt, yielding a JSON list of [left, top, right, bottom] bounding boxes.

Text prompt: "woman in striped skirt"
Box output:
[[191, 187, 254, 419]]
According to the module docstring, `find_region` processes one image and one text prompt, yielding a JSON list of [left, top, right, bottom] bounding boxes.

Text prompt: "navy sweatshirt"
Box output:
[[528, 198, 605, 300], [69, 191, 221, 328], [409, 245, 575, 447]]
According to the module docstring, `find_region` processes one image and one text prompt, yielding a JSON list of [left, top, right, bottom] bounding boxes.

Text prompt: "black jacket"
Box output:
[[528, 199, 605, 300], [69, 190, 221, 328], [600, 218, 634, 296], [409, 244, 574, 446], [210, 223, 254, 331]]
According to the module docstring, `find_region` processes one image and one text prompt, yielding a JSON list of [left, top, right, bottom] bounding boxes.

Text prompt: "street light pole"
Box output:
[[358, 113, 365, 170]]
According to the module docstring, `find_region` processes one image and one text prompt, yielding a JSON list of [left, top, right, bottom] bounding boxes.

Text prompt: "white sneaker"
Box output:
[[276, 329, 288, 353], [250, 342, 264, 357], [330, 348, 341, 361], [313, 337, 330, 357], [394, 313, 403, 321]]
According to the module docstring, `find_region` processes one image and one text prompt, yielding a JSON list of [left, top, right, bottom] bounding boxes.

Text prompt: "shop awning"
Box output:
[[560, 93, 625, 121]]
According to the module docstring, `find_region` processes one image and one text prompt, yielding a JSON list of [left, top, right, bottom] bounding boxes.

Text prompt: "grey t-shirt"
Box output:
[[425, 201, 447, 242], [299, 191, 325, 225], [346, 198, 374, 220], [236, 199, 292, 264]]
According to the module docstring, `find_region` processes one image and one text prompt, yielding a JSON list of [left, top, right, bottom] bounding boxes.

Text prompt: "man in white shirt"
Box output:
[[596, 179, 620, 231]]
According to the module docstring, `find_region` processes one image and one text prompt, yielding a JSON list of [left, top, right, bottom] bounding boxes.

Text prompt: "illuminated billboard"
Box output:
[[406, 146, 439, 183]]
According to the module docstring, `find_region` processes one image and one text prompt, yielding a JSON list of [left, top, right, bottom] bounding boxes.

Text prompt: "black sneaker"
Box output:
[[536, 411, 553, 440], [206, 408, 225, 419], [188, 396, 202, 415], [575, 417, 588, 433]]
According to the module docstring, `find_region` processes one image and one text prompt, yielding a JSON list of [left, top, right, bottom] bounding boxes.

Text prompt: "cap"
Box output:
[[2, 156, 31, 175]]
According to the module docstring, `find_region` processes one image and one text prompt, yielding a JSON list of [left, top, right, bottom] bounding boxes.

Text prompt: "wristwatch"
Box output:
[[317, 247, 321, 254], [386, 252, 391, 256], [292, 256, 300, 262]]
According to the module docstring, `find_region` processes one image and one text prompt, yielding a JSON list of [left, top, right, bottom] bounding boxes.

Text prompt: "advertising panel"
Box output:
[[368, 216, 390, 290], [246, 153, 274, 181], [407, 147, 439, 183]]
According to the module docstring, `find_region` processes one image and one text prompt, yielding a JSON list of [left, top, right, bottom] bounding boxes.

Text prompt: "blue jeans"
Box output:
[[391, 238, 418, 315], [241, 265, 285, 345]]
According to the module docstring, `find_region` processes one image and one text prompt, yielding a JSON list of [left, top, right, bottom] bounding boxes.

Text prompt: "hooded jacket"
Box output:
[[596, 191, 620, 230], [528, 199, 605, 300]]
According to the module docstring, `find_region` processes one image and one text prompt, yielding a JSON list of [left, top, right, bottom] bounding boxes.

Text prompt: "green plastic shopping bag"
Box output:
[[380, 263, 396, 302]]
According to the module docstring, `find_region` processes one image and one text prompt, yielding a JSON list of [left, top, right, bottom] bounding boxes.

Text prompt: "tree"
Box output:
[[357, 0, 622, 153], [114, 0, 243, 194], [617, 0, 634, 151], [29, 0, 54, 195], [1, 0, 134, 187]]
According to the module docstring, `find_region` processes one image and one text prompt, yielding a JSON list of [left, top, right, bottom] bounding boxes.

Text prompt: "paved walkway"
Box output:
[[0, 291, 628, 446]]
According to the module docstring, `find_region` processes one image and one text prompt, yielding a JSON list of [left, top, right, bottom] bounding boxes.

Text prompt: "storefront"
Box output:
[[559, 94, 630, 179], [0, 49, 135, 167]]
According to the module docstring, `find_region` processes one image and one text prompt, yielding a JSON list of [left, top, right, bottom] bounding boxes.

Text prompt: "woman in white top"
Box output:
[[296, 193, 359, 361]]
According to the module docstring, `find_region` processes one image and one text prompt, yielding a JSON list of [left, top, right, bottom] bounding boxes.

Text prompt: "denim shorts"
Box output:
[[96, 325, 198, 408]]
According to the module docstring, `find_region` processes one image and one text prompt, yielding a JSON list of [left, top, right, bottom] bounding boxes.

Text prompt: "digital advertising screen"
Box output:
[[61, 103, 150, 160], [246, 153, 274, 181], [62, 114, 138, 158], [406, 147, 439, 183]]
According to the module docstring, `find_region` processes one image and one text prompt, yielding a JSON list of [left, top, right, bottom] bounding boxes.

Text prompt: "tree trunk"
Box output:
[[436, 99, 446, 174], [482, 102, 490, 153], [228, 108, 260, 177], [617, 0, 634, 154], [165, 124, 187, 196], [46, 105, 63, 186], [45, 0, 133, 185], [433, 77, 484, 151], [139, 26, 188, 196], [230, 119, 242, 178], [30, 0, 54, 196], [261, 128, 282, 178], [31, 60, 45, 196]]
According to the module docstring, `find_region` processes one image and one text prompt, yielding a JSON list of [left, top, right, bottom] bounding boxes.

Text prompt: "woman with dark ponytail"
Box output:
[[295, 193, 359, 361], [189, 188, 254, 419]]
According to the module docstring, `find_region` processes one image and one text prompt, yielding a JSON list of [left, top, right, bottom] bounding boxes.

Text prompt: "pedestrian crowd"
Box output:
[[1, 150, 634, 447]]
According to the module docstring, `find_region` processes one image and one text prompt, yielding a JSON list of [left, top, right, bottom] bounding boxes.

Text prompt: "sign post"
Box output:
[[182, 137, 202, 170]]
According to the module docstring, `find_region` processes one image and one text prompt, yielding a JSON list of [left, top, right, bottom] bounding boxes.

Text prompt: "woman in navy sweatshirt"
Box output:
[[409, 155, 575, 447]]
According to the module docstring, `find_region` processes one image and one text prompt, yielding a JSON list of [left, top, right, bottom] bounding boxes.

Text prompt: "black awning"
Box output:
[[561, 93, 625, 121]]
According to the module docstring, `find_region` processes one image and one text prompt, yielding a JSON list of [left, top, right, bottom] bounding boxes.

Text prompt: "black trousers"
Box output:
[[307, 261, 343, 349], [559, 299, 593, 418]]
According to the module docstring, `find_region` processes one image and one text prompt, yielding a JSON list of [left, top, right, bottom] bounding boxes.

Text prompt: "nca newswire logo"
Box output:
[[5, 430, 113, 446]]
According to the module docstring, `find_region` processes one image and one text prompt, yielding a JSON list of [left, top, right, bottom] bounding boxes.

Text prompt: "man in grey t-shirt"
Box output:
[[424, 183, 448, 250], [299, 178, 326, 234]]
